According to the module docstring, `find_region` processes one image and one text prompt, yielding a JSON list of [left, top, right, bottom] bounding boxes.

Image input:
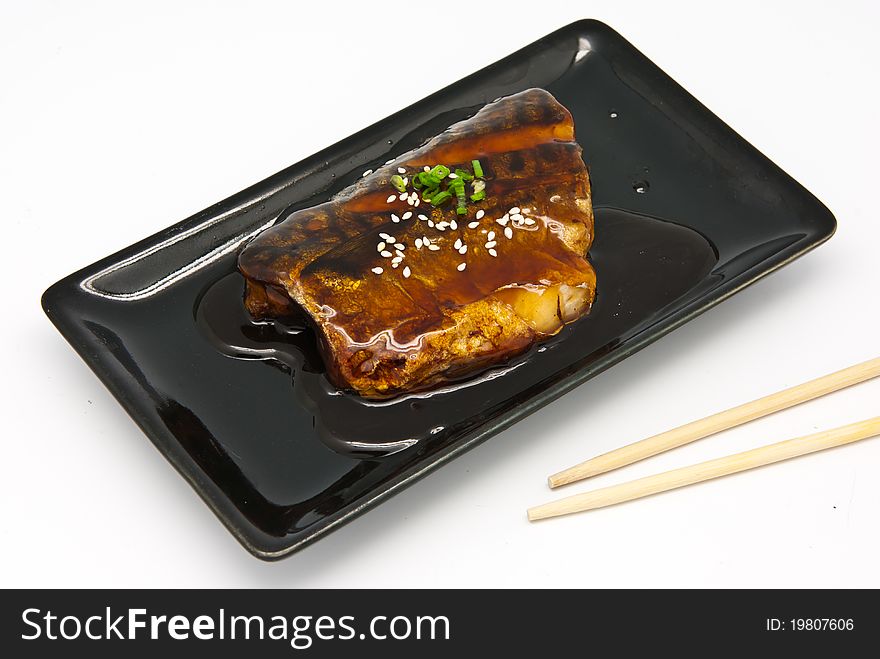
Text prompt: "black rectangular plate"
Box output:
[[42, 20, 835, 559]]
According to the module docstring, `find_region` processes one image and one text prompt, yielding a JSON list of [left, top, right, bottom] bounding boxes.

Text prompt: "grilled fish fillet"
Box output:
[[238, 88, 595, 398]]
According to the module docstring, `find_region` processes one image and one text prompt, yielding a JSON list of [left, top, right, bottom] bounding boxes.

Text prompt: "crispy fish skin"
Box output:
[[238, 88, 595, 398]]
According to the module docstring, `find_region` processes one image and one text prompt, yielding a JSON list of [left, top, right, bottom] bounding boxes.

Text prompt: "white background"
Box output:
[[2, 1, 878, 588]]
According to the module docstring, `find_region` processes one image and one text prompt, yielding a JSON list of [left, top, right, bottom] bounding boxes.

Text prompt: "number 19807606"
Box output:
[[766, 618, 854, 631]]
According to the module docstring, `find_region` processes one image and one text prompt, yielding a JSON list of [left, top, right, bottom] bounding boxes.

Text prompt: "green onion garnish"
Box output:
[[392, 160, 486, 213], [430, 190, 452, 206], [452, 180, 467, 214], [419, 172, 441, 187], [390, 174, 406, 192], [430, 165, 450, 180]]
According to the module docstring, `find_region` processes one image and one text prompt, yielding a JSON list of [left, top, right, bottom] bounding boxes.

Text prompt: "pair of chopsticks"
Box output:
[[527, 357, 880, 521]]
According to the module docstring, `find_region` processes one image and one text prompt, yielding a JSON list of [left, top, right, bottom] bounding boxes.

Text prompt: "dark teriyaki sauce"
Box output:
[[197, 207, 718, 458]]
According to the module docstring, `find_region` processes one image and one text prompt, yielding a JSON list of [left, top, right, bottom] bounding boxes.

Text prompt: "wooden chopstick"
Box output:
[[528, 416, 880, 521], [548, 356, 880, 488]]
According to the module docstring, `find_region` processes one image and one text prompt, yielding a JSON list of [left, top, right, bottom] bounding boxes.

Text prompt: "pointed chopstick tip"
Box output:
[[548, 465, 599, 489]]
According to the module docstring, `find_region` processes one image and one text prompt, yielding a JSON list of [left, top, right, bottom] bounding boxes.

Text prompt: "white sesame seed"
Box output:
[[504, 226, 513, 239], [487, 231, 495, 241], [423, 235, 430, 244], [496, 215, 509, 226], [392, 262, 400, 268], [454, 238, 462, 249], [414, 198, 420, 207], [380, 250, 393, 258], [415, 238, 423, 249], [476, 209, 485, 220], [457, 262, 467, 271], [398, 167, 406, 174], [402, 211, 412, 220], [380, 232, 393, 241], [391, 214, 400, 223], [485, 240, 497, 248], [418, 214, 428, 221], [488, 248, 497, 257], [550, 194, 562, 202], [395, 251, 405, 259], [450, 220, 458, 230], [458, 245, 468, 254], [363, 169, 373, 177], [524, 218, 536, 225], [448, 172, 458, 179], [371, 267, 383, 274], [423, 165, 431, 172], [392, 256, 402, 263], [467, 221, 480, 229], [521, 208, 531, 213], [399, 192, 408, 201], [510, 206, 520, 215], [428, 220, 434, 227], [395, 243, 405, 250], [403, 266, 411, 278], [377, 242, 386, 251], [387, 195, 396, 203], [402, 177, 408, 186], [511, 213, 524, 224], [428, 244, 440, 251]]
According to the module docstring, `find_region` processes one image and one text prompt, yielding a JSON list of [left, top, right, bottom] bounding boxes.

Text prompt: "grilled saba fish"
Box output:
[[238, 88, 596, 399]]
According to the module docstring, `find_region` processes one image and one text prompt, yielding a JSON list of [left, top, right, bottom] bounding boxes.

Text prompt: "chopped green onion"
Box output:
[[430, 165, 450, 180], [390, 174, 406, 192], [454, 181, 467, 214], [430, 190, 452, 206], [394, 160, 487, 212]]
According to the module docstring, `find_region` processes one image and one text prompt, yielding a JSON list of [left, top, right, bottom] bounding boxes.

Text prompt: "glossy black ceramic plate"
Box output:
[[42, 20, 835, 559]]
